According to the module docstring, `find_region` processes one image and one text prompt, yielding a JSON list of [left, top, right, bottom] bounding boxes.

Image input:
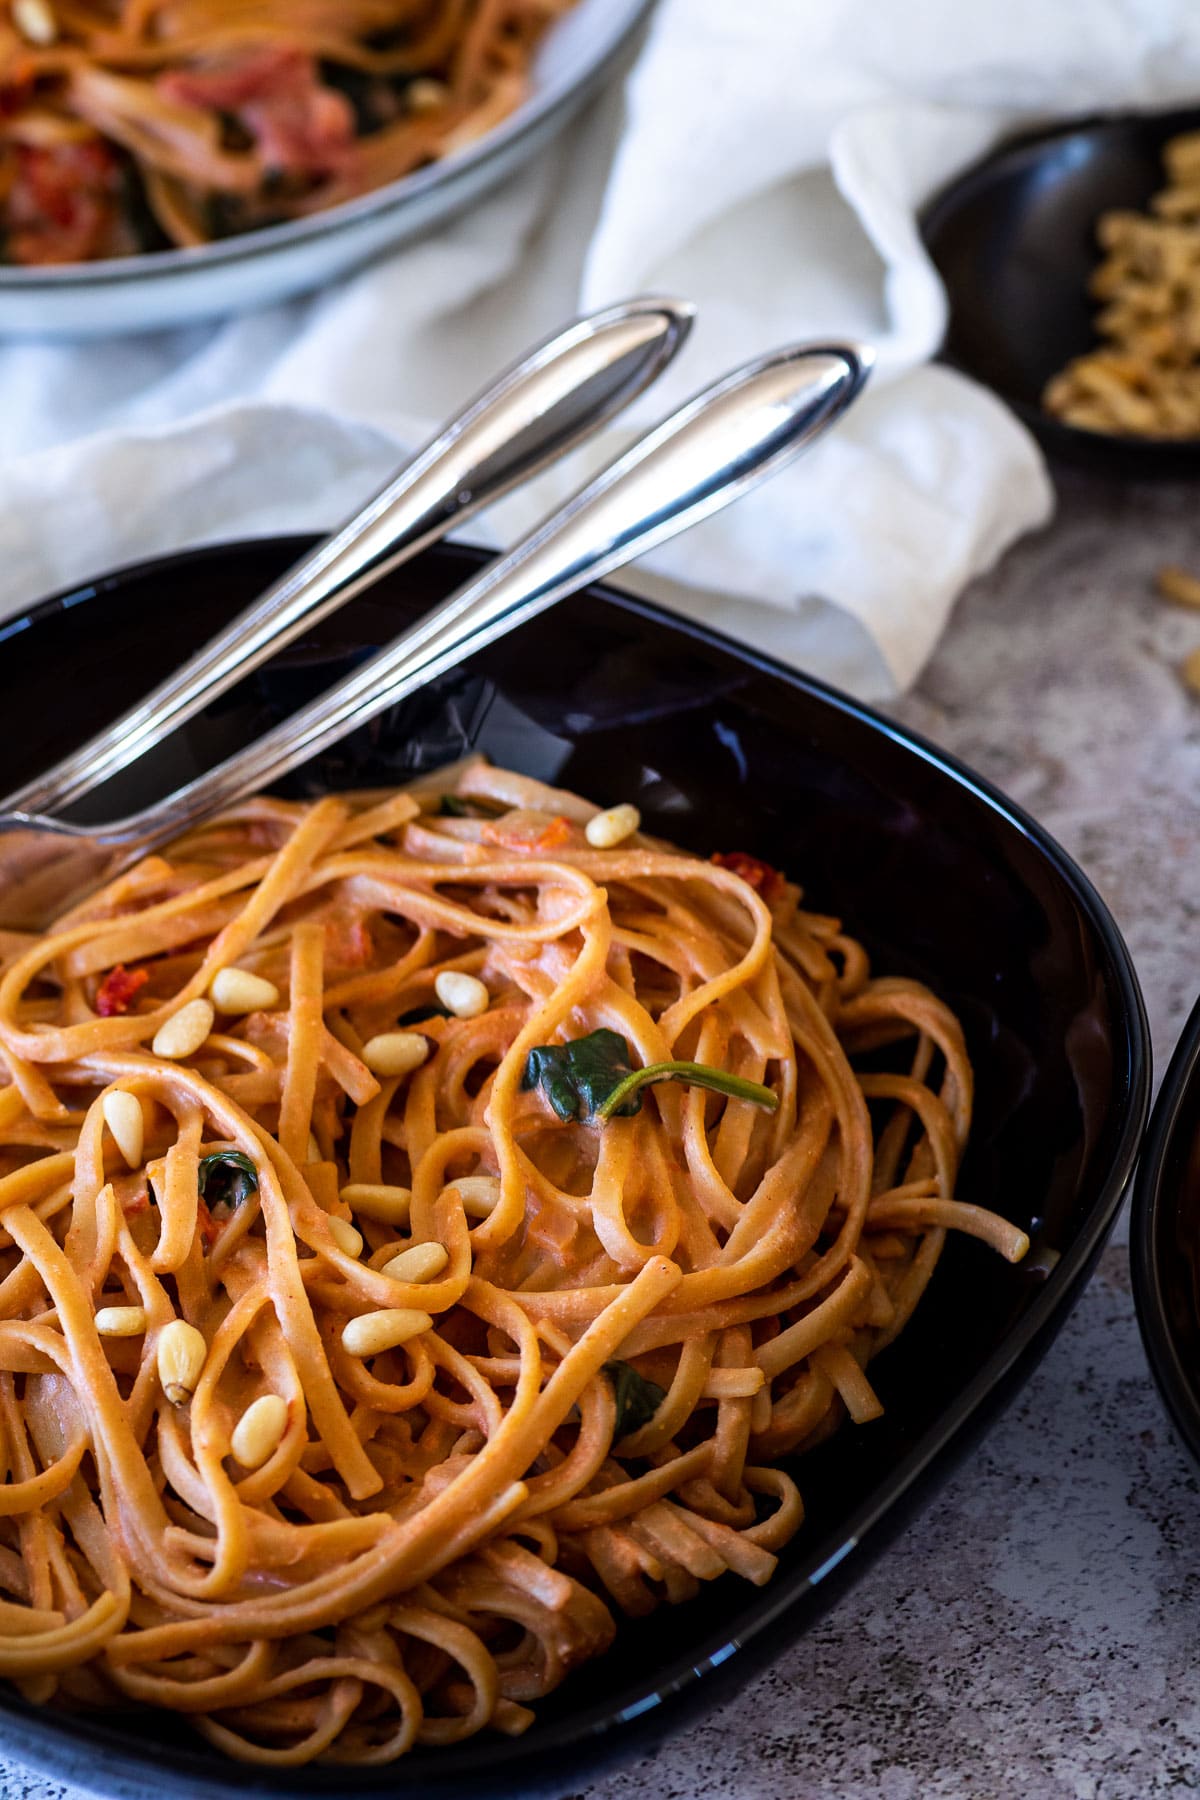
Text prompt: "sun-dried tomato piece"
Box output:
[[0, 60, 34, 120], [95, 963, 150, 1017], [481, 812, 572, 853], [157, 44, 301, 111], [711, 851, 786, 902], [323, 911, 374, 970], [158, 47, 355, 176], [196, 1197, 222, 1249], [5, 138, 121, 266]]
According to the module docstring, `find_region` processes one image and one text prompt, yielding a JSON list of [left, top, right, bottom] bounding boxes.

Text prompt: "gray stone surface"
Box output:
[[585, 468, 1200, 1800], [2, 470, 1197, 1798]]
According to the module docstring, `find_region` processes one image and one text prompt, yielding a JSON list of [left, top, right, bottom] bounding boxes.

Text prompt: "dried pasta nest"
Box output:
[[1044, 129, 1200, 438]]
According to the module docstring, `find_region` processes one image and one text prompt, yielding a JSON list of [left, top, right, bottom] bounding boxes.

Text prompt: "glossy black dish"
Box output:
[[1131, 993, 1200, 1465], [921, 106, 1200, 474], [0, 538, 1150, 1799]]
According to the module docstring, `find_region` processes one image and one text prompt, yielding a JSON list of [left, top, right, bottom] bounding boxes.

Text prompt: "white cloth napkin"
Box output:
[[6, 0, 1200, 697]]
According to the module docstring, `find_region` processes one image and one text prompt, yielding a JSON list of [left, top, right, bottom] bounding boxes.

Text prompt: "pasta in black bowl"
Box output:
[[0, 537, 1149, 1798]]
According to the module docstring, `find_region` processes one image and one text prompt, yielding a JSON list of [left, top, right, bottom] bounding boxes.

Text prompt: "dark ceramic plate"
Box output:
[[920, 106, 1200, 473], [1131, 995, 1200, 1463], [0, 538, 1150, 1799]]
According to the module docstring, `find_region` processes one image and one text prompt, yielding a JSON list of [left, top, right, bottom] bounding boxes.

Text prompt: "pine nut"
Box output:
[[585, 803, 640, 849], [328, 1216, 363, 1259], [434, 970, 490, 1018], [382, 1242, 449, 1284], [102, 1090, 144, 1169], [13, 0, 56, 45], [340, 1182, 412, 1226], [210, 967, 280, 1014], [448, 1175, 501, 1218], [408, 77, 448, 111], [306, 1132, 322, 1163], [230, 1393, 288, 1469], [1157, 564, 1200, 609], [361, 1031, 429, 1078], [157, 1319, 206, 1405], [341, 1308, 432, 1358], [152, 998, 214, 1060], [95, 1305, 147, 1337]]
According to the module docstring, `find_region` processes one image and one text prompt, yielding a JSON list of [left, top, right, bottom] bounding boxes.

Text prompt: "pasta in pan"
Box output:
[[0, 1, 574, 265], [0, 759, 1026, 1764]]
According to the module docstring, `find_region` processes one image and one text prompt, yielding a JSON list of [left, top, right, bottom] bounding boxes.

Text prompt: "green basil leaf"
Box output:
[[198, 1151, 259, 1210], [605, 1361, 666, 1439], [521, 1028, 779, 1125]]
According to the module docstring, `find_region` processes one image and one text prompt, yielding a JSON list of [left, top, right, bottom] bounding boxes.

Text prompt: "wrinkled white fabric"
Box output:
[[6, 0, 1200, 693]]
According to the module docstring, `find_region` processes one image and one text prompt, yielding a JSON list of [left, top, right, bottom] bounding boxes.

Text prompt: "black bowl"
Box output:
[[1131, 993, 1200, 1462], [0, 538, 1150, 1799], [920, 105, 1200, 473]]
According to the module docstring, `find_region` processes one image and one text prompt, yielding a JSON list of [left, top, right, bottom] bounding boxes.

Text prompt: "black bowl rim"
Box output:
[[1131, 991, 1200, 1464], [0, 534, 1153, 1796], [919, 101, 1200, 463]]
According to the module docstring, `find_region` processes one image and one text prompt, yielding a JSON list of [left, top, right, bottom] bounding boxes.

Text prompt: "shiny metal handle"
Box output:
[[4, 296, 694, 820], [108, 341, 872, 848]]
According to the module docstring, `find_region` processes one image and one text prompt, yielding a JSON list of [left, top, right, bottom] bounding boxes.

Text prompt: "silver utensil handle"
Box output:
[[112, 342, 871, 848], [4, 296, 694, 821]]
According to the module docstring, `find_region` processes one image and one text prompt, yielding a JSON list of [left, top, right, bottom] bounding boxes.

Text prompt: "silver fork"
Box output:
[[0, 341, 871, 932], [2, 295, 694, 820]]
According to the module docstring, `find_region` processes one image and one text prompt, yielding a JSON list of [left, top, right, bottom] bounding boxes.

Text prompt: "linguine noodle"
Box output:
[[0, 758, 1027, 1764], [0, 0, 574, 264]]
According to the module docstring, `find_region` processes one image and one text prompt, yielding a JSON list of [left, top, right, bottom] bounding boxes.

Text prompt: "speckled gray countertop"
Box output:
[[582, 468, 1200, 1800], [5, 469, 1199, 1800]]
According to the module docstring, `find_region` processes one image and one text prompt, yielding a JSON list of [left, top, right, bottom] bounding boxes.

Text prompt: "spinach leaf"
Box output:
[[521, 1028, 638, 1122], [521, 1028, 778, 1124], [318, 61, 391, 135], [197, 1151, 259, 1210], [605, 1361, 666, 1439], [396, 1003, 451, 1027], [439, 793, 504, 819], [204, 192, 287, 240], [594, 1058, 779, 1122], [117, 164, 171, 255]]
